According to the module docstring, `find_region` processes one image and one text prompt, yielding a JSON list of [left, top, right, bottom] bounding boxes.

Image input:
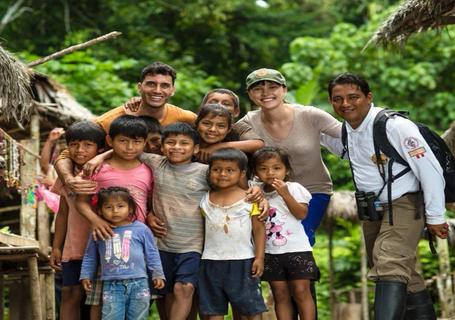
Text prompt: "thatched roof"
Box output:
[[325, 190, 358, 222], [0, 45, 33, 123], [368, 0, 455, 47], [30, 72, 95, 129], [0, 45, 95, 140]]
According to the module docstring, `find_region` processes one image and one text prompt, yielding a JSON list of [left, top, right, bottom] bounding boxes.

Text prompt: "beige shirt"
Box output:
[[140, 153, 209, 254], [234, 105, 341, 194]]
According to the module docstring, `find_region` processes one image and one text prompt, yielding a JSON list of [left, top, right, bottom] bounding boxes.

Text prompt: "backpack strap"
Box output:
[[373, 109, 408, 166], [341, 122, 348, 159], [373, 109, 412, 181], [373, 109, 413, 225], [341, 121, 360, 192]]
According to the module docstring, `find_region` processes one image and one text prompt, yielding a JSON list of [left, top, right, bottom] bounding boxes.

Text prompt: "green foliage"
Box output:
[[21, 49, 137, 115], [281, 6, 455, 132], [0, 0, 349, 113], [2, 2, 455, 319], [293, 67, 321, 106], [312, 219, 363, 319], [172, 69, 222, 112], [323, 150, 353, 191]]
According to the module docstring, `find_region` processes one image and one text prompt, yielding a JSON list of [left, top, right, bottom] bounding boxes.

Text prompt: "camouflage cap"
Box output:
[[246, 68, 286, 90]]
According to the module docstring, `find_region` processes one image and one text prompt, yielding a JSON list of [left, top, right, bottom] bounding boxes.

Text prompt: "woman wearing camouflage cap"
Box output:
[[235, 68, 342, 246], [234, 68, 341, 318]]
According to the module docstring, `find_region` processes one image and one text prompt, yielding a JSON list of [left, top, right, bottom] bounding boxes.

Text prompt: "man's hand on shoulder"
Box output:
[[124, 96, 142, 113]]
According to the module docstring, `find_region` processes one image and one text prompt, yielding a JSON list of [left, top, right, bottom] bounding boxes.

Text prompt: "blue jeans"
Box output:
[[302, 193, 331, 246], [102, 278, 150, 320]]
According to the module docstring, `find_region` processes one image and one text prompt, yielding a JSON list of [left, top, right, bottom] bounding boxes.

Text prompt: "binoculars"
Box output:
[[355, 191, 383, 221]]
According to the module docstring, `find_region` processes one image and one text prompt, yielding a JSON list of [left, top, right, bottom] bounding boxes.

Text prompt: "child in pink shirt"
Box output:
[[49, 121, 106, 320], [76, 115, 153, 235], [91, 161, 152, 223], [75, 115, 153, 316]]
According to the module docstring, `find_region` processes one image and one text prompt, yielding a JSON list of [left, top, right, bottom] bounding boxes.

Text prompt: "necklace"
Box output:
[[0, 129, 24, 189]]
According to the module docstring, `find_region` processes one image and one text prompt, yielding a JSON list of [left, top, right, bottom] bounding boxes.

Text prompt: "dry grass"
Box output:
[[0, 45, 33, 122], [367, 0, 455, 47]]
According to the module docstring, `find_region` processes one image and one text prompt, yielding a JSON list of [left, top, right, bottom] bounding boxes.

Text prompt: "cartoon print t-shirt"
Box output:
[[264, 182, 313, 254], [80, 221, 165, 281]]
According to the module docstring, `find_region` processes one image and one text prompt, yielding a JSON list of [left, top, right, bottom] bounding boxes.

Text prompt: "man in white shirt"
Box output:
[[325, 73, 448, 320]]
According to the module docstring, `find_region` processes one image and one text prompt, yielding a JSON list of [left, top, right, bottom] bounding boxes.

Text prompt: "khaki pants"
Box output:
[[362, 192, 426, 293]]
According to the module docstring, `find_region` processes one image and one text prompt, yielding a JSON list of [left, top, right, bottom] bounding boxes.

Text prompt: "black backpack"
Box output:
[[341, 109, 455, 204]]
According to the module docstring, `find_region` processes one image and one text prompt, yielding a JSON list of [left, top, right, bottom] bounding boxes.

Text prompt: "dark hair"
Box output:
[[195, 104, 233, 129], [162, 122, 199, 145], [97, 186, 137, 220], [200, 89, 240, 111], [327, 73, 370, 98], [252, 147, 293, 179], [209, 148, 248, 172], [109, 115, 149, 139], [65, 121, 105, 149], [140, 61, 177, 84], [138, 115, 162, 134]]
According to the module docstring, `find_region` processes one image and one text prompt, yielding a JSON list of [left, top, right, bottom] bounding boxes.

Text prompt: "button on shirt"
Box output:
[[322, 106, 445, 224]]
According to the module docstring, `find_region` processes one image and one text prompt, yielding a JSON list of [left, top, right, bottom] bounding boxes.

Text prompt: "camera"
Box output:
[[355, 191, 383, 221]]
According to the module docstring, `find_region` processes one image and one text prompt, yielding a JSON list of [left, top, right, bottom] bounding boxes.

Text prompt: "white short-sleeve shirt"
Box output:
[[264, 182, 313, 254], [200, 193, 260, 260]]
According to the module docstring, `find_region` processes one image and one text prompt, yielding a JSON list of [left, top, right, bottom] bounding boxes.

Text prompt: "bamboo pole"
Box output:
[[27, 31, 122, 67]]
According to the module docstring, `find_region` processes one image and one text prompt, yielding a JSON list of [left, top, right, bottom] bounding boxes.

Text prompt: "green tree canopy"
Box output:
[[282, 6, 455, 132], [1, 0, 396, 114]]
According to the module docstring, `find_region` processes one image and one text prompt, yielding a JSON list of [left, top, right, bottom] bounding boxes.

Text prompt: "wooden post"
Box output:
[[9, 277, 31, 320], [40, 274, 46, 319], [44, 272, 55, 320], [0, 276, 3, 320], [37, 200, 49, 252], [20, 137, 37, 239], [328, 219, 335, 319], [360, 231, 369, 320], [436, 237, 455, 318], [20, 114, 40, 239], [27, 255, 42, 320]]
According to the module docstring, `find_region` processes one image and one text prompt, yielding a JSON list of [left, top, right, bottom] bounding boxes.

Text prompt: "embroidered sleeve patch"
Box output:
[[408, 147, 426, 159], [403, 137, 420, 149]]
